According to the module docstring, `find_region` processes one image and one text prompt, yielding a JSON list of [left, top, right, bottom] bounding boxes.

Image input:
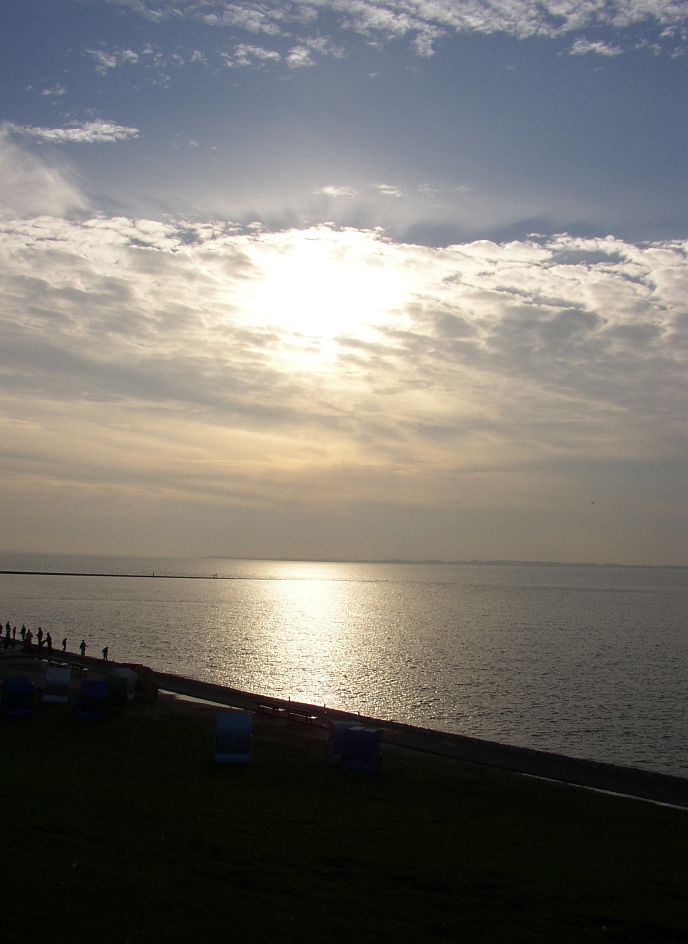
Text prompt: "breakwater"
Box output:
[[0, 570, 230, 580]]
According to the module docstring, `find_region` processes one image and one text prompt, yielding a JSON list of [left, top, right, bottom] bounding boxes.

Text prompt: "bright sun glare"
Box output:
[[243, 229, 410, 349]]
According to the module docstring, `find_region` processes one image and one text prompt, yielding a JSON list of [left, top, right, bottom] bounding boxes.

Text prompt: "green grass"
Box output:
[[3, 695, 687, 943]]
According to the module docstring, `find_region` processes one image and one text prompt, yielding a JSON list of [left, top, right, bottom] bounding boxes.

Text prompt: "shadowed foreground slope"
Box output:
[[3, 694, 687, 943]]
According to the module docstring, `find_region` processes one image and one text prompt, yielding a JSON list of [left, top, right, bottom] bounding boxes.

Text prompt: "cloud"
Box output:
[[569, 38, 624, 56], [0, 134, 88, 217], [1, 215, 686, 560], [376, 183, 404, 198], [413, 26, 443, 57], [2, 120, 140, 144], [199, 3, 283, 34], [105, 1, 688, 56], [87, 47, 141, 73], [220, 35, 343, 69], [314, 185, 358, 197], [1, 217, 685, 441], [39, 83, 67, 97], [87, 44, 208, 82], [222, 44, 281, 68], [287, 45, 316, 68]]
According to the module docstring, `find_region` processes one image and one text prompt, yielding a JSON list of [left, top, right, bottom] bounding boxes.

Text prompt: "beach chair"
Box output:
[[327, 720, 363, 764], [213, 711, 251, 763], [75, 679, 109, 720], [111, 666, 137, 702], [43, 664, 71, 704], [2, 677, 35, 718], [340, 727, 383, 774]]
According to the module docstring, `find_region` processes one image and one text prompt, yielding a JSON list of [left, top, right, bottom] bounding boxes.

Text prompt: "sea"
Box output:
[[1, 552, 687, 778]]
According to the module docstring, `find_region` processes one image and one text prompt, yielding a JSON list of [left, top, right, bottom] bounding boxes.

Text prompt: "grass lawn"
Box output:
[[3, 693, 687, 943]]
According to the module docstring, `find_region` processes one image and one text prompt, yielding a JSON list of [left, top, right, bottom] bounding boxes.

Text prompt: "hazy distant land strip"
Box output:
[[2, 560, 688, 581]]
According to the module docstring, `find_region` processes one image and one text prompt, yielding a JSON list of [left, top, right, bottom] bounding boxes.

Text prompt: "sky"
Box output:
[[0, 0, 687, 565]]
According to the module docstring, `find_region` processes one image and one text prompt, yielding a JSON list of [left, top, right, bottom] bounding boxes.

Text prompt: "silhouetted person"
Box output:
[[46, 632, 53, 653], [24, 630, 33, 652], [102, 646, 109, 661], [79, 640, 87, 657], [20, 625, 26, 641], [37, 627, 43, 644], [62, 638, 67, 652]]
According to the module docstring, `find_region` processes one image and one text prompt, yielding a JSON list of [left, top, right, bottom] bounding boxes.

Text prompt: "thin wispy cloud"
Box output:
[[87, 44, 207, 83], [222, 44, 281, 68], [376, 184, 404, 198], [569, 39, 624, 57], [39, 84, 68, 98], [0, 135, 88, 217], [2, 120, 140, 144], [315, 185, 358, 197], [87, 47, 142, 74]]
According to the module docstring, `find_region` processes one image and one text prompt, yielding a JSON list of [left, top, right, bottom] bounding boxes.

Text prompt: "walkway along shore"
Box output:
[[17, 648, 688, 811]]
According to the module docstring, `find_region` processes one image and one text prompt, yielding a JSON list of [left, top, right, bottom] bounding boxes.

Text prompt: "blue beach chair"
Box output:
[[2, 677, 35, 718], [213, 711, 251, 763], [76, 679, 109, 720], [340, 726, 383, 774], [327, 720, 364, 764]]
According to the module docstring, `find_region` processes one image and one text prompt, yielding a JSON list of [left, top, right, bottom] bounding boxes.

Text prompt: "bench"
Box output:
[[287, 705, 319, 724], [256, 702, 287, 717], [256, 701, 319, 723]]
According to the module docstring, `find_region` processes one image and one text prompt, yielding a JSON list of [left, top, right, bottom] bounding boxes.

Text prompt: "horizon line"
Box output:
[[1, 550, 687, 570]]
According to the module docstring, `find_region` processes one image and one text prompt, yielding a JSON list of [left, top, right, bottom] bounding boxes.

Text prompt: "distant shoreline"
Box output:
[[2, 556, 688, 581], [206, 556, 688, 570], [2, 556, 687, 575]]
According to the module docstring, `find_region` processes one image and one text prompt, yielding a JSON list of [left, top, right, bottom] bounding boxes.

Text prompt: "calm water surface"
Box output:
[[1, 553, 687, 777]]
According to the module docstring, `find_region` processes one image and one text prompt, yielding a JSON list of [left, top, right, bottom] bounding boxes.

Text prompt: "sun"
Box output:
[[241, 227, 410, 347]]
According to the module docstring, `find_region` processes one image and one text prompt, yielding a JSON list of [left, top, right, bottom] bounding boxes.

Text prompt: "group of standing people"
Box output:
[[2, 622, 17, 649], [3, 620, 110, 661]]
